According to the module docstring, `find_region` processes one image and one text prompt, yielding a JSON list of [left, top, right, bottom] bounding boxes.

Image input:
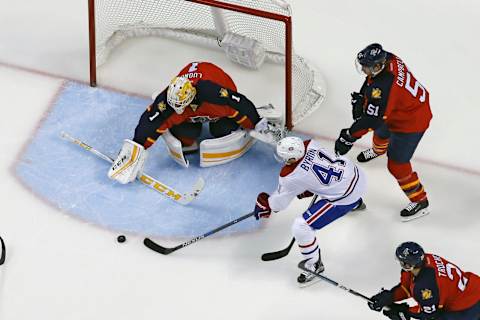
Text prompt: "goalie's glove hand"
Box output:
[[297, 191, 314, 199], [335, 129, 357, 156], [254, 192, 272, 220], [382, 303, 410, 320], [368, 289, 394, 312], [351, 92, 364, 120]]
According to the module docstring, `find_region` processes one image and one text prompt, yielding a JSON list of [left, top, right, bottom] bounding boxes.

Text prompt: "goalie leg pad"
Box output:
[[161, 130, 189, 168], [108, 139, 147, 184], [200, 130, 255, 167]]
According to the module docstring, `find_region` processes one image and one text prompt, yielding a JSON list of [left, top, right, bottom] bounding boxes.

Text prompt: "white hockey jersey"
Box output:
[[268, 139, 367, 212]]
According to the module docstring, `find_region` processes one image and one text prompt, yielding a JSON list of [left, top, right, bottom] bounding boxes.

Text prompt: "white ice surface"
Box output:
[[0, 1, 479, 319]]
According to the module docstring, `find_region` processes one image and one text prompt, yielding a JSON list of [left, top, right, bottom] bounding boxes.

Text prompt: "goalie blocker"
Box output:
[[108, 139, 147, 184]]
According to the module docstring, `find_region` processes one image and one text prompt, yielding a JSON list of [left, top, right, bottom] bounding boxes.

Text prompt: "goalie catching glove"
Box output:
[[108, 139, 147, 184], [250, 117, 287, 146], [254, 192, 272, 220]]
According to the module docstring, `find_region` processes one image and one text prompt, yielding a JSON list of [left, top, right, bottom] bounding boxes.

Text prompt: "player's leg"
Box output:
[[357, 123, 391, 162], [209, 118, 240, 138], [169, 122, 202, 153], [386, 131, 429, 221], [293, 199, 361, 286]]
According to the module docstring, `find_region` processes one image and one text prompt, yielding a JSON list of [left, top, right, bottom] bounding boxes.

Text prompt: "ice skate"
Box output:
[[357, 148, 381, 163], [401, 200, 429, 222], [297, 253, 325, 288], [352, 198, 366, 212]]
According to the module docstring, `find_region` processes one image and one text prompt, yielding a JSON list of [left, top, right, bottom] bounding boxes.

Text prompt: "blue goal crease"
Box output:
[[15, 81, 288, 238]]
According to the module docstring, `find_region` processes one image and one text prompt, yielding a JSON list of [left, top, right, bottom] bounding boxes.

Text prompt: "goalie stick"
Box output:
[[261, 195, 318, 261], [0, 236, 5, 266], [60, 132, 204, 205], [144, 211, 256, 255]]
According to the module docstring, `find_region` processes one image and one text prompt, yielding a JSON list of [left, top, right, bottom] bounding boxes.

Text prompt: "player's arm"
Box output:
[[410, 269, 443, 319], [348, 73, 394, 139], [368, 271, 412, 311], [133, 89, 176, 149], [196, 80, 261, 129], [335, 73, 394, 155], [253, 175, 303, 220]]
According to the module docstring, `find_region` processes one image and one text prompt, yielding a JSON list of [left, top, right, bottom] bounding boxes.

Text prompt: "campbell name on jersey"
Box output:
[[268, 140, 367, 211]]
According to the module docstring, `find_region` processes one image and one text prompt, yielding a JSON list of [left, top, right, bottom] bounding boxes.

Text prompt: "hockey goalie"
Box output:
[[108, 61, 285, 184]]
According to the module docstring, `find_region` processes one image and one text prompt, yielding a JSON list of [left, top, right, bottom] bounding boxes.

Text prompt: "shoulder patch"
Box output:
[[219, 88, 229, 98], [157, 101, 166, 112], [421, 288, 432, 300], [371, 88, 382, 99]]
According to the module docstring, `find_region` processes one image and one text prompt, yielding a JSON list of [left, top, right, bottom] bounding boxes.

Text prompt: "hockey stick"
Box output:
[[298, 260, 405, 319], [144, 211, 256, 255], [298, 259, 371, 301], [0, 236, 5, 266], [261, 194, 318, 261], [60, 132, 204, 205]]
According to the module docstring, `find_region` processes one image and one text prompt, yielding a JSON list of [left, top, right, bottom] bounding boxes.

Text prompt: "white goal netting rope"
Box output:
[[93, 0, 326, 126]]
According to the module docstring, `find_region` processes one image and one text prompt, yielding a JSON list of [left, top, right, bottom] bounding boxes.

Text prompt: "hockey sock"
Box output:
[[372, 134, 389, 155], [387, 159, 427, 202], [292, 217, 319, 265]]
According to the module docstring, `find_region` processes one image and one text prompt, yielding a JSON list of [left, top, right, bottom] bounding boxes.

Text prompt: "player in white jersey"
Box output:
[[254, 136, 367, 285]]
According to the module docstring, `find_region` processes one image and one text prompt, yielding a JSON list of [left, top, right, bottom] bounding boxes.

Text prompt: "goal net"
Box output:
[[88, 0, 326, 129]]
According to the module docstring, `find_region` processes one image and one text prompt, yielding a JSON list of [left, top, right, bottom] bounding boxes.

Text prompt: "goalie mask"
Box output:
[[167, 76, 197, 114], [275, 136, 305, 164]]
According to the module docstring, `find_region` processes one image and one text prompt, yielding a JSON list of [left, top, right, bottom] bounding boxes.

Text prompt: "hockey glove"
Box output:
[[297, 191, 314, 199], [335, 129, 357, 156], [351, 92, 364, 120], [383, 303, 410, 320], [368, 289, 394, 312], [254, 192, 272, 220]]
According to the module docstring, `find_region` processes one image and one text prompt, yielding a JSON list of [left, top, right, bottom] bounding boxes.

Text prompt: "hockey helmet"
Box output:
[[395, 241, 425, 271], [355, 43, 387, 76], [167, 76, 197, 114], [275, 136, 305, 163]]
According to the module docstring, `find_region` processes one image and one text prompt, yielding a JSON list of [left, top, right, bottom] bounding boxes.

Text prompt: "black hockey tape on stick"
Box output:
[[261, 194, 318, 261], [0, 236, 5, 265], [144, 211, 256, 255]]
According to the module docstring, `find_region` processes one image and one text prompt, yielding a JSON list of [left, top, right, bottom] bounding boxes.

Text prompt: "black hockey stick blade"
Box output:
[[0, 236, 5, 265], [261, 237, 295, 261], [144, 211, 256, 256], [143, 238, 178, 255]]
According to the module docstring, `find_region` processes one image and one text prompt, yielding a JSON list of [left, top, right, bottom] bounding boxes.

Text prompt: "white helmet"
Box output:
[[167, 76, 197, 114], [275, 136, 305, 163]]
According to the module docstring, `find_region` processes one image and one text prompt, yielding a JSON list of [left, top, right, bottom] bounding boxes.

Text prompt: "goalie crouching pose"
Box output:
[[108, 61, 282, 184], [254, 137, 367, 286]]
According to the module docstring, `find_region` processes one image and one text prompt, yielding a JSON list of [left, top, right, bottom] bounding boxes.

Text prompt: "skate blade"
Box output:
[[401, 208, 430, 222], [298, 276, 323, 288]]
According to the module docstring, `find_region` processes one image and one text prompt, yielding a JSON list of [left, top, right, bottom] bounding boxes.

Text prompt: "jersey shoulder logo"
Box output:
[[371, 88, 382, 99], [157, 101, 167, 112], [219, 88, 229, 98], [421, 288, 432, 300], [190, 103, 199, 112]]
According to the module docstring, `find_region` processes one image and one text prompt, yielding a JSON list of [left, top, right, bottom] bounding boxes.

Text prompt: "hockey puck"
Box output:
[[117, 235, 126, 243]]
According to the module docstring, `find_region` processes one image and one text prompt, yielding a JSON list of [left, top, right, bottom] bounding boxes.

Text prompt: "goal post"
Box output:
[[88, 0, 326, 129]]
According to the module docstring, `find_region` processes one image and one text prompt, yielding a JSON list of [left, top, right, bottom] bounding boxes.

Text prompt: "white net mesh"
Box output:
[[93, 0, 326, 127]]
